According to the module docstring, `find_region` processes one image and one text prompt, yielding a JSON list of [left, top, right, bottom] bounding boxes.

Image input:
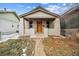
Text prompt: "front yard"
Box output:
[[43, 37, 79, 56], [0, 35, 79, 56], [0, 36, 35, 56]]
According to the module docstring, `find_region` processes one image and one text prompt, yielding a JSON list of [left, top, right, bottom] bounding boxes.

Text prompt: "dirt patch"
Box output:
[[43, 37, 79, 56]]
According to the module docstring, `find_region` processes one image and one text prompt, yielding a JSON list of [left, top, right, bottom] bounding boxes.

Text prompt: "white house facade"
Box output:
[[0, 11, 19, 36], [19, 6, 61, 38]]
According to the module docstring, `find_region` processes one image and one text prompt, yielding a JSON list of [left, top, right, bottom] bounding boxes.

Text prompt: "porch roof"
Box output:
[[24, 18, 56, 21]]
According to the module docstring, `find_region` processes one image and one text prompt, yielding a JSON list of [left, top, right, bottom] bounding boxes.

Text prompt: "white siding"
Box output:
[[0, 18, 19, 35]]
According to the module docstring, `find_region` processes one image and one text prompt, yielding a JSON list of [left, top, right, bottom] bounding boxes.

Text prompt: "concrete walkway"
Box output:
[[34, 38, 46, 56]]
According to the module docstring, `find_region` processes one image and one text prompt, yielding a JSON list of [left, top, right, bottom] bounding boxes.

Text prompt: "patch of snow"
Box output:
[[0, 33, 20, 42]]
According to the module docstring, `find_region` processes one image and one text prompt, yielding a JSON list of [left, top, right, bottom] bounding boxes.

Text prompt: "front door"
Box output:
[[37, 21, 43, 33]]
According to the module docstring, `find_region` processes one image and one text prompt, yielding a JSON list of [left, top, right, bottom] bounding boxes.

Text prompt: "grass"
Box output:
[[0, 36, 35, 56], [43, 37, 79, 56]]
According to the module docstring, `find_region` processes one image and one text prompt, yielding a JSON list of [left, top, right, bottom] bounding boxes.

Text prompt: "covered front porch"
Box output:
[[22, 18, 60, 38]]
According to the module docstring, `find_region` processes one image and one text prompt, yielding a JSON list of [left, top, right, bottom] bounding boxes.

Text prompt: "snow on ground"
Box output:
[[0, 33, 20, 42]]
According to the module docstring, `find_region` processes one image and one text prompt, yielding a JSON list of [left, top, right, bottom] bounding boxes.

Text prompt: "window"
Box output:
[[29, 21, 33, 24], [46, 21, 50, 28], [29, 21, 33, 28], [29, 25, 32, 28], [47, 25, 49, 28], [46, 21, 49, 24]]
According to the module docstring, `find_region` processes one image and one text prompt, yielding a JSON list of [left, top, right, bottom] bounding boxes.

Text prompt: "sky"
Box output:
[[0, 3, 78, 15]]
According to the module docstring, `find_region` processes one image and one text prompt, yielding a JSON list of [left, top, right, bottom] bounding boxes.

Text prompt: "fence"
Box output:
[[61, 28, 78, 36]]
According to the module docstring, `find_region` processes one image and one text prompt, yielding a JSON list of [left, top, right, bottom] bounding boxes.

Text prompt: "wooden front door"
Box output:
[[37, 21, 43, 33]]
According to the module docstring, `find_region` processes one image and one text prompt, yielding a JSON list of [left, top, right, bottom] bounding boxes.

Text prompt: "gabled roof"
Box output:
[[62, 5, 79, 17], [0, 11, 20, 20], [20, 6, 60, 18]]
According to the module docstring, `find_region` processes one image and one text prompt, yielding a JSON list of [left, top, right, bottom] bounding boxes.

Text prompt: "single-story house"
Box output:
[[19, 6, 61, 38], [0, 10, 19, 39]]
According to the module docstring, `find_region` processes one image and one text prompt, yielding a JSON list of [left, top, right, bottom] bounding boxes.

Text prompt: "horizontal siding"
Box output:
[[0, 19, 19, 35]]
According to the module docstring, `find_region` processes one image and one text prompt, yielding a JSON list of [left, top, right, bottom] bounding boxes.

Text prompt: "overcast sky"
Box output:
[[0, 3, 78, 15]]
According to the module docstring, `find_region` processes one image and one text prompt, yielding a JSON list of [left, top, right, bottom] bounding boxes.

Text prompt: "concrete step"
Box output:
[[31, 34, 44, 38]]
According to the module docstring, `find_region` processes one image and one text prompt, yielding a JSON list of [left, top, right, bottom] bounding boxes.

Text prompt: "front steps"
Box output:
[[30, 34, 45, 38]]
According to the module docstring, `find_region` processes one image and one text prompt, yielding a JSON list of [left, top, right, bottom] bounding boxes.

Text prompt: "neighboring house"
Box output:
[[19, 6, 61, 38], [0, 10, 19, 39], [61, 5, 79, 36]]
